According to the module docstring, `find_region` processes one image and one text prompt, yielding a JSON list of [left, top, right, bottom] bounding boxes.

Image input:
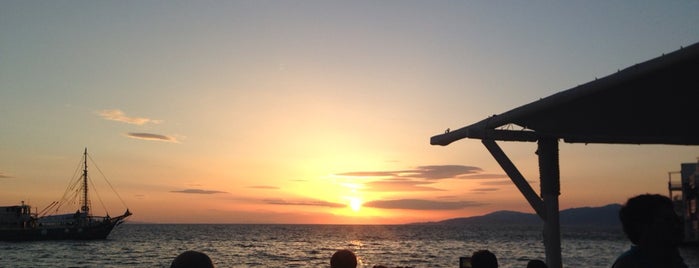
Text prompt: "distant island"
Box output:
[[413, 204, 622, 227]]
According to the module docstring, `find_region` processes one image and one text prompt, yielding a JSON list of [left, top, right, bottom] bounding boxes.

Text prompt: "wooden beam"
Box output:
[[432, 127, 538, 145], [482, 139, 544, 218]]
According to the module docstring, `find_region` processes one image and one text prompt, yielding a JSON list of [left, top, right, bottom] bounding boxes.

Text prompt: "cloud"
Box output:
[[458, 173, 509, 179], [98, 110, 178, 143], [263, 198, 345, 208], [0, 172, 13, 179], [478, 180, 514, 186], [336, 165, 507, 193], [471, 188, 499, 192], [98, 109, 162, 125], [337, 165, 484, 180], [412, 165, 482, 180], [363, 199, 484, 210], [249, 185, 279, 190], [171, 189, 228, 194], [126, 132, 179, 143], [365, 178, 444, 192]]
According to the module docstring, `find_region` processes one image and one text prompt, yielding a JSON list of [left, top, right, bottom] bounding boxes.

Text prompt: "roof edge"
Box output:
[[431, 42, 699, 146]]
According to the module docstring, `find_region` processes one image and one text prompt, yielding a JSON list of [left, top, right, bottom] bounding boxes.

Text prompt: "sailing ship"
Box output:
[[0, 149, 131, 241]]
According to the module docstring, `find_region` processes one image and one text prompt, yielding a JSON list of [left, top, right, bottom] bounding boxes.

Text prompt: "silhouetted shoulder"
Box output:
[[612, 248, 644, 268]]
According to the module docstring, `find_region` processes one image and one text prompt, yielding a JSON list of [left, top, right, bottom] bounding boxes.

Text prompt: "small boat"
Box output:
[[0, 149, 132, 241]]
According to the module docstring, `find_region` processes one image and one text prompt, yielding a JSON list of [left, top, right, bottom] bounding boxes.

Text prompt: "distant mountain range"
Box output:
[[415, 204, 622, 227]]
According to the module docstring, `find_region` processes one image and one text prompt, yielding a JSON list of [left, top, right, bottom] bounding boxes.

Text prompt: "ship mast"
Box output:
[[81, 148, 89, 214]]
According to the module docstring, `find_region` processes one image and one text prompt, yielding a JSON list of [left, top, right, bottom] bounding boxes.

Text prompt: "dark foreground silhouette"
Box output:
[[612, 194, 688, 268], [171, 250, 214, 268]]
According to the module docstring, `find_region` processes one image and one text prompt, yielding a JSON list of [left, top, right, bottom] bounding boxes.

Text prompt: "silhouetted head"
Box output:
[[619, 194, 682, 247], [170, 250, 214, 268], [331, 249, 357, 268], [526, 259, 548, 268], [471, 250, 498, 268]]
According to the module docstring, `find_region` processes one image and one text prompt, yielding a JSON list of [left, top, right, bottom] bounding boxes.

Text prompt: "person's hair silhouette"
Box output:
[[612, 194, 687, 268], [170, 250, 214, 268], [471, 250, 498, 268], [331, 249, 357, 268]]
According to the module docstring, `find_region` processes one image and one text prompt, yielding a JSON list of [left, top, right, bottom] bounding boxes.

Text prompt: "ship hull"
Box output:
[[0, 221, 119, 241]]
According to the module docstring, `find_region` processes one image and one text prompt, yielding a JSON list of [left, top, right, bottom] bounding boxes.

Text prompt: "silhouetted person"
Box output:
[[471, 250, 498, 268], [526, 259, 547, 268], [331, 249, 357, 268], [612, 194, 687, 268], [170, 250, 214, 268]]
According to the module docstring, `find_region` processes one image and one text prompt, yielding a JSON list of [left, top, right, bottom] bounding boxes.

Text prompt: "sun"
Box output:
[[349, 197, 362, 212]]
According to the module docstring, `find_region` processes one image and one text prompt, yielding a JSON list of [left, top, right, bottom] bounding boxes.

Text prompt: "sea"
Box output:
[[1, 224, 698, 268]]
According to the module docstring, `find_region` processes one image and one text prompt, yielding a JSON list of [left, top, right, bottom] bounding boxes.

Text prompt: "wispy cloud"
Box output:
[[363, 199, 484, 210], [126, 132, 179, 143], [337, 165, 485, 181], [335, 165, 505, 193], [98, 109, 162, 125], [0, 172, 13, 179], [171, 189, 228, 194], [98, 109, 179, 143], [458, 173, 509, 179], [365, 178, 444, 192], [478, 180, 514, 186], [263, 198, 345, 208], [412, 165, 482, 180], [471, 188, 499, 192], [249, 185, 279, 190]]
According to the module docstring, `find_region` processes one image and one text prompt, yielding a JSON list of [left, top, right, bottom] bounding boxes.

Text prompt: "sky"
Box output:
[[1, 1, 698, 224]]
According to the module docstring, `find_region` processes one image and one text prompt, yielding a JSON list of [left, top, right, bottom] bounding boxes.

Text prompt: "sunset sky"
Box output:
[[1, 1, 698, 224]]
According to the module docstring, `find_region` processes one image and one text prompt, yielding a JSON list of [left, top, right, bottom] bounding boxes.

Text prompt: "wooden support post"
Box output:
[[538, 138, 562, 268]]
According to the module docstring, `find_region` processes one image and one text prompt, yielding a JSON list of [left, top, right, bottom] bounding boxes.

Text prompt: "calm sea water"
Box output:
[[1, 224, 698, 267]]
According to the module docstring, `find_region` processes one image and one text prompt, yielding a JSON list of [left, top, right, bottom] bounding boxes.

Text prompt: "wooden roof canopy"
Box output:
[[430, 42, 699, 268], [431, 42, 699, 146]]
